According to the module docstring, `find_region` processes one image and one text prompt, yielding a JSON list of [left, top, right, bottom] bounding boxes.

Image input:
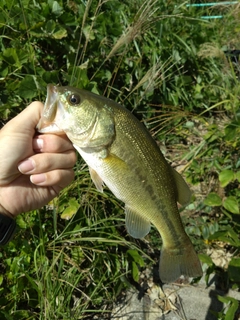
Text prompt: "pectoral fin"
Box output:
[[89, 167, 104, 192], [171, 168, 192, 206], [125, 206, 151, 239]]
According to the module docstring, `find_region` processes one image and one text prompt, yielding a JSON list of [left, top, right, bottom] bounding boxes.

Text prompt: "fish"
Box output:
[[37, 84, 203, 283]]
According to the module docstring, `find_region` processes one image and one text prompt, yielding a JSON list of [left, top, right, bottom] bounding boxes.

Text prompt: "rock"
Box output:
[[110, 275, 240, 320]]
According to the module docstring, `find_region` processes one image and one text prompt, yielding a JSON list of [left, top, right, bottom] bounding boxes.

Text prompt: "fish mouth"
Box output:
[[37, 84, 64, 134]]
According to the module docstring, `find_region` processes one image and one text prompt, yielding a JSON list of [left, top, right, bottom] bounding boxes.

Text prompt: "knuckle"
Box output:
[[43, 155, 52, 168], [54, 169, 75, 186], [64, 150, 77, 166], [43, 135, 58, 152], [69, 150, 77, 164]]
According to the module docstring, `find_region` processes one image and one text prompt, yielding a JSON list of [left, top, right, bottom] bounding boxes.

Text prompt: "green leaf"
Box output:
[[225, 124, 238, 141], [198, 253, 213, 266], [127, 249, 144, 267], [223, 196, 239, 214], [83, 25, 95, 41], [42, 70, 59, 83], [61, 198, 80, 220], [201, 225, 210, 240], [53, 25, 67, 39], [218, 296, 239, 320], [69, 63, 90, 88], [235, 171, 240, 182], [209, 228, 240, 246], [52, 1, 63, 16], [11, 310, 32, 319], [0, 65, 8, 78], [16, 215, 28, 229], [219, 169, 235, 187], [131, 261, 139, 282], [225, 299, 239, 320], [18, 75, 39, 99], [30, 21, 46, 37], [204, 193, 222, 206], [17, 49, 29, 65], [228, 258, 240, 282], [217, 295, 232, 304], [2, 48, 20, 67]]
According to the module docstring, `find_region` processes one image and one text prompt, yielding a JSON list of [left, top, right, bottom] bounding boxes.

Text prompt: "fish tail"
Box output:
[[159, 242, 203, 283]]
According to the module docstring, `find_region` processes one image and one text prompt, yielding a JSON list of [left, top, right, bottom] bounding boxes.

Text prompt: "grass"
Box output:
[[1, 0, 240, 319]]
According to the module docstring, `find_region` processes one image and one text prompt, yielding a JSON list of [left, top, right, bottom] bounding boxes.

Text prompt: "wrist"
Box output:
[[0, 204, 15, 219]]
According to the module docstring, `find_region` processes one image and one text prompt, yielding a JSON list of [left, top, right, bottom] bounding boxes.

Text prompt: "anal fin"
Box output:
[[171, 167, 192, 206], [125, 206, 151, 239]]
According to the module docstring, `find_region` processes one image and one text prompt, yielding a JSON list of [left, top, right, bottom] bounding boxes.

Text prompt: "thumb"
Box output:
[[2, 101, 44, 136]]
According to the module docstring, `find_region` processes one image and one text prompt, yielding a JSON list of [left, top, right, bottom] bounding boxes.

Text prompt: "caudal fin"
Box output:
[[159, 242, 203, 283]]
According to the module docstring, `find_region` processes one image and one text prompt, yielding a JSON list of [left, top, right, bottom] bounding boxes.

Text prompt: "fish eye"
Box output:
[[68, 93, 81, 106]]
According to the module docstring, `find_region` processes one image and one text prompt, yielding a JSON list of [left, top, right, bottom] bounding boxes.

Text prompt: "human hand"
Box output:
[[0, 101, 76, 218]]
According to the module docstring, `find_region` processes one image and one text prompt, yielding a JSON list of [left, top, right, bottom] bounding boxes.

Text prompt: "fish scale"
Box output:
[[37, 84, 203, 283]]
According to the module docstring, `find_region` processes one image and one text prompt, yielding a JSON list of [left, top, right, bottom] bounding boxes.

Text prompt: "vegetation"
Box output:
[[0, 0, 240, 319]]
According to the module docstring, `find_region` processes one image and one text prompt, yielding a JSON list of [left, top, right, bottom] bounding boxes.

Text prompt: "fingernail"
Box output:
[[18, 159, 35, 173], [33, 137, 43, 151], [30, 174, 46, 185]]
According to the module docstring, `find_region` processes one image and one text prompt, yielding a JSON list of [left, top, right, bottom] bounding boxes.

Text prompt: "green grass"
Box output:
[[1, 0, 240, 319]]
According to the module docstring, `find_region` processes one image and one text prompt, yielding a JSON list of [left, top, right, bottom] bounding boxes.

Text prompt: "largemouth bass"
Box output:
[[37, 84, 203, 283]]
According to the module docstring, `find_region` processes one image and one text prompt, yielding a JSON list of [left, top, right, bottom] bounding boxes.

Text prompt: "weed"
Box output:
[[1, 0, 240, 319]]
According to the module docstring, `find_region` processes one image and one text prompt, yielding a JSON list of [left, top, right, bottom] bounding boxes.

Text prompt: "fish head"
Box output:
[[37, 84, 115, 151]]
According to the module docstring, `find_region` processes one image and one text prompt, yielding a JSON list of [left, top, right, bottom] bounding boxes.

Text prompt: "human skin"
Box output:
[[0, 101, 76, 218]]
